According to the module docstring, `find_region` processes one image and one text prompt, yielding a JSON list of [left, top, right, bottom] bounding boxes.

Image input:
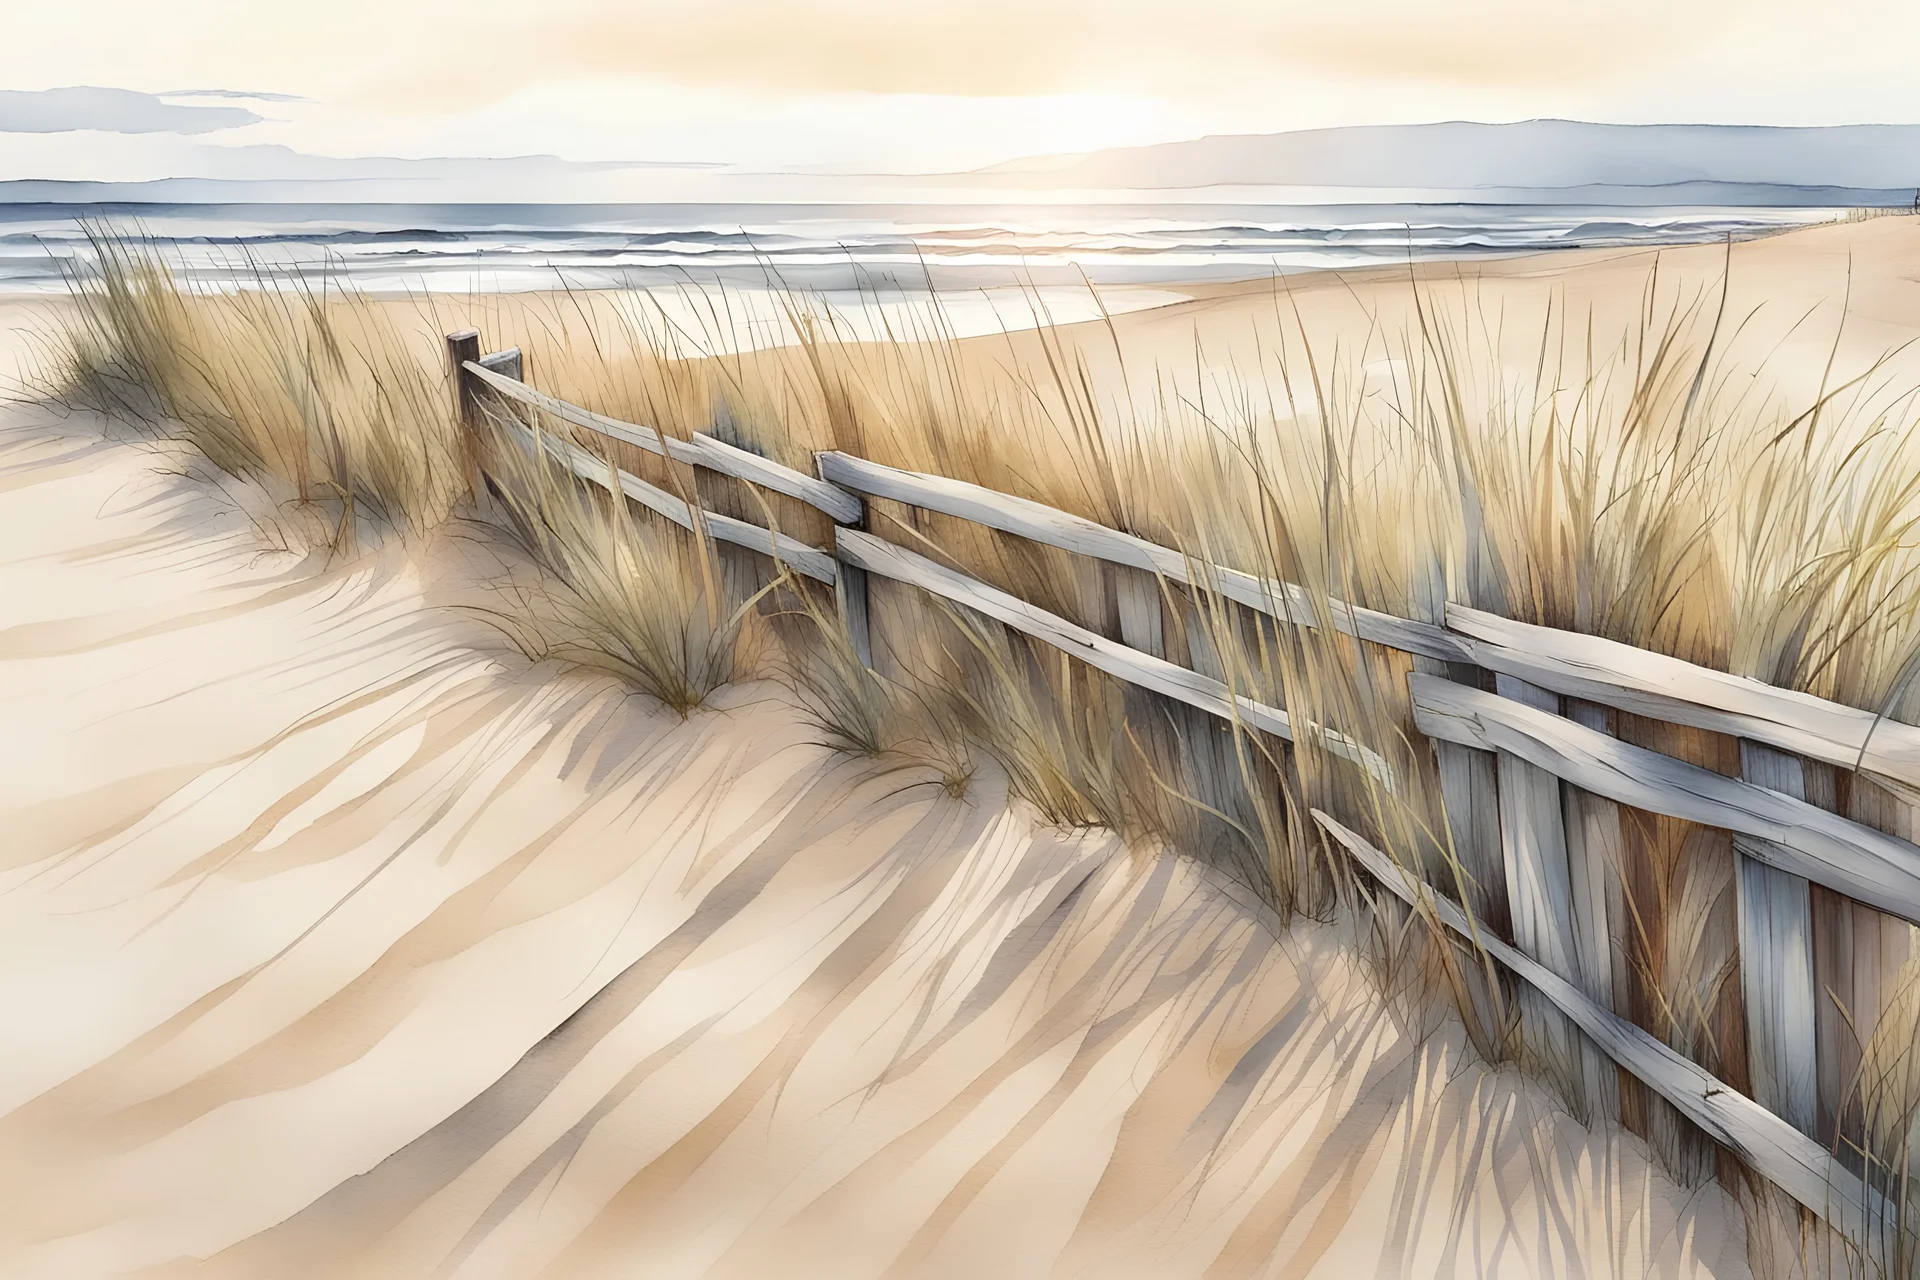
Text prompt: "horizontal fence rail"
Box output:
[[837, 527, 1294, 742], [468, 359, 864, 523], [450, 334, 1920, 1241], [484, 399, 840, 585], [1450, 604, 1920, 797], [1411, 673, 1920, 926], [817, 451, 1474, 665]]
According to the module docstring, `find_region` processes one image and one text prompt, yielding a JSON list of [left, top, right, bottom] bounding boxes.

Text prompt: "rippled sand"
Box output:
[[0, 399, 1754, 1278]]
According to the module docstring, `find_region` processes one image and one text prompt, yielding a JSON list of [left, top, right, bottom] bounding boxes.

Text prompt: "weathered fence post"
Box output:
[[446, 328, 482, 426], [1408, 571, 1510, 1054], [1494, 673, 1612, 1124], [445, 328, 497, 517], [1735, 740, 1820, 1138], [830, 484, 874, 669]]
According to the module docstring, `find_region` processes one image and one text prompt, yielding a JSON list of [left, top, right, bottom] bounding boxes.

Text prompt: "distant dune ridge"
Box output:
[[7, 119, 1920, 206], [968, 120, 1920, 203]]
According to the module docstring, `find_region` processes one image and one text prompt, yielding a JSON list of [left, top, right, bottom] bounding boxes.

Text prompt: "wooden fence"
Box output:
[[447, 328, 1920, 1250]]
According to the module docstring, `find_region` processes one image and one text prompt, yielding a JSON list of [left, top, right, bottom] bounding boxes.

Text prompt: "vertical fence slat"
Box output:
[[830, 490, 874, 670], [1735, 741, 1820, 1139], [1813, 884, 1862, 1155], [1178, 594, 1225, 682], [1563, 699, 1625, 1123], [1494, 673, 1610, 1123], [1410, 653, 1511, 1056], [1114, 565, 1165, 658], [1073, 557, 1120, 641], [1848, 780, 1918, 1066], [1817, 773, 1919, 1159], [1430, 732, 1507, 927]]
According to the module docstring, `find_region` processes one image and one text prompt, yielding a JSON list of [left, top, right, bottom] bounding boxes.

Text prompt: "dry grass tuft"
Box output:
[[473, 408, 773, 717], [44, 226, 468, 551]]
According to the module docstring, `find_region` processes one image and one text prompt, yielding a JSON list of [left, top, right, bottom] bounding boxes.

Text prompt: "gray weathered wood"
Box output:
[[445, 330, 500, 520], [1734, 741, 1820, 1139], [836, 527, 1399, 787], [816, 451, 1472, 664], [1494, 675, 1612, 1124], [1072, 556, 1119, 640], [831, 490, 874, 671], [1113, 565, 1165, 658], [836, 526, 1294, 741], [1409, 673, 1920, 927], [490, 412, 838, 585], [1818, 776, 1919, 1155], [466, 360, 863, 523], [1312, 808, 1883, 1246], [1450, 603, 1920, 796], [1562, 699, 1628, 1123], [1432, 737, 1507, 922], [1417, 691, 1515, 1059], [446, 329, 482, 428], [478, 346, 523, 381], [836, 557, 874, 671]]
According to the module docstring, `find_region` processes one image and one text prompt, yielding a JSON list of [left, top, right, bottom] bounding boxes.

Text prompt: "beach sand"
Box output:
[[7, 216, 1914, 1277], [0, 402, 1748, 1278]]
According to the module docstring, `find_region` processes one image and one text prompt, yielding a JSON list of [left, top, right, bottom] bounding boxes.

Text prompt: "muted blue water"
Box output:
[[0, 201, 1836, 297]]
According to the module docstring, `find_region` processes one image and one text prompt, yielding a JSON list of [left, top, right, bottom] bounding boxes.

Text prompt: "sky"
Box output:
[[2, 0, 1917, 197]]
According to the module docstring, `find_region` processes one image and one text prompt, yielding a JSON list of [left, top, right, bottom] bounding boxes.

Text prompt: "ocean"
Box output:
[[0, 201, 1838, 340]]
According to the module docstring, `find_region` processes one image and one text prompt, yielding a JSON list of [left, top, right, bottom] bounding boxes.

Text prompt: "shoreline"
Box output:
[[6, 213, 1911, 388]]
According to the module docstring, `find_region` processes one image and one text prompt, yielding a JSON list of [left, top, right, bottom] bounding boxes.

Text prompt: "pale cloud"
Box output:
[[1, 0, 1893, 109], [161, 89, 316, 104], [349, 0, 1841, 110], [0, 86, 260, 134], [514, 0, 1722, 98], [1, 0, 1918, 178], [253, 80, 1210, 172]]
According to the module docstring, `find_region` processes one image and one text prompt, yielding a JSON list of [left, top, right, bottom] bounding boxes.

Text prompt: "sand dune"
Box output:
[[0, 394, 1757, 1279]]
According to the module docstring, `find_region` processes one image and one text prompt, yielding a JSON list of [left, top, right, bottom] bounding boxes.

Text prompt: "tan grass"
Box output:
[[38, 226, 1920, 1276]]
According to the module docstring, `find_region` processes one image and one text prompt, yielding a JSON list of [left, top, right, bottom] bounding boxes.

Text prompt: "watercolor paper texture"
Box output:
[[4, 2, 1920, 1277]]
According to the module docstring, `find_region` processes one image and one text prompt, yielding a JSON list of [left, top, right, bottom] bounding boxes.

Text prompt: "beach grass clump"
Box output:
[[471, 409, 774, 717], [44, 227, 469, 549]]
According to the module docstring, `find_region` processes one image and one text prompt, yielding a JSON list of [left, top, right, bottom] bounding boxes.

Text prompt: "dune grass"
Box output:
[[36, 226, 1920, 1276]]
